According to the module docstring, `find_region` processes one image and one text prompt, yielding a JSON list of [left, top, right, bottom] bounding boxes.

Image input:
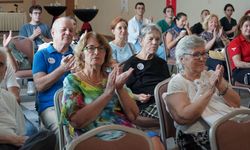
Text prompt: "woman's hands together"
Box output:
[[209, 64, 224, 90], [105, 66, 134, 95]]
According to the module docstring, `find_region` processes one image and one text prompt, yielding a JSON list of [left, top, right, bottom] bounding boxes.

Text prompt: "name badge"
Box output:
[[48, 57, 55, 64]]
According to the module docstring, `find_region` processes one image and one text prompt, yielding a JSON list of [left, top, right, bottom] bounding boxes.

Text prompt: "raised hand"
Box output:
[[218, 28, 223, 38], [104, 67, 117, 96], [32, 26, 42, 39], [115, 67, 134, 90], [2, 30, 12, 48], [214, 64, 224, 87], [213, 28, 218, 39], [60, 54, 75, 72], [209, 64, 224, 88], [184, 22, 190, 29]]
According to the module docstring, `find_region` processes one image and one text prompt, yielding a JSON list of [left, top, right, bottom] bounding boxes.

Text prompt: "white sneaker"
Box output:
[[27, 81, 36, 96]]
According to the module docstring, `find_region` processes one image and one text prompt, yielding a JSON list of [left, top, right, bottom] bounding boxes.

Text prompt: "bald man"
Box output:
[[32, 17, 75, 133]]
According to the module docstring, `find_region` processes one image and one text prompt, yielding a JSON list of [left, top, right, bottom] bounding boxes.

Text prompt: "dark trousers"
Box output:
[[233, 68, 250, 84], [206, 57, 228, 80]]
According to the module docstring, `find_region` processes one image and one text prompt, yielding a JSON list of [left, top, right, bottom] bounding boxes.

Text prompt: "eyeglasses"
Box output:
[[83, 46, 106, 53], [183, 51, 208, 59]]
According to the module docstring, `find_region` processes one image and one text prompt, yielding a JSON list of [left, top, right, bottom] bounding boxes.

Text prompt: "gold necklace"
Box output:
[[80, 71, 104, 86]]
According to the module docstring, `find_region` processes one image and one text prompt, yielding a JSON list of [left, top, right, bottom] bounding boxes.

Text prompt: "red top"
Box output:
[[227, 34, 250, 71]]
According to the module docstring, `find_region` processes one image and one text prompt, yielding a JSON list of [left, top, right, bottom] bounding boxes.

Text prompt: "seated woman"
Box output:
[[61, 32, 164, 150], [164, 35, 240, 149], [123, 24, 170, 120], [109, 17, 136, 64], [165, 12, 192, 59], [200, 14, 230, 79], [228, 15, 250, 85]]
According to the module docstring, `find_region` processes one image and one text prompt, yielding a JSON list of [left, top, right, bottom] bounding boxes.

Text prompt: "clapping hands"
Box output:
[[209, 64, 224, 89], [105, 66, 134, 95], [60, 54, 75, 72]]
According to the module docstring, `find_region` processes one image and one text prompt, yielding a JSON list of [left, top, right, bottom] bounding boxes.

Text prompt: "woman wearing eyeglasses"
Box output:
[[61, 32, 164, 150], [164, 35, 240, 150]]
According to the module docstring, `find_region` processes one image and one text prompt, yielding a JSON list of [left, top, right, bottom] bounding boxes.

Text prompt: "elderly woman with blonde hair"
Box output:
[[164, 35, 240, 149], [200, 14, 230, 79]]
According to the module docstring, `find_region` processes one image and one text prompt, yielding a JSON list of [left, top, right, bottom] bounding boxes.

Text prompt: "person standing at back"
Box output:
[[191, 9, 210, 35], [128, 2, 152, 52], [19, 5, 52, 53], [156, 5, 175, 33], [220, 3, 237, 40]]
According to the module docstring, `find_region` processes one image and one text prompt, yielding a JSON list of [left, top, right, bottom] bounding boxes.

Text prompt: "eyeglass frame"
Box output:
[[183, 51, 209, 59], [83, 45, 106, 53]]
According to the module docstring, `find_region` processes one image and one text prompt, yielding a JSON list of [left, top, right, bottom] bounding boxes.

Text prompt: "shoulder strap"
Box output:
[[128, 43, 135, 55]]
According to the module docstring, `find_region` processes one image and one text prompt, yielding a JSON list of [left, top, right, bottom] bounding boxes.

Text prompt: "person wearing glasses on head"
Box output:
[[163, 35, 240, 150], [220, 3, 237, 40], [61, 31, 165, 150]]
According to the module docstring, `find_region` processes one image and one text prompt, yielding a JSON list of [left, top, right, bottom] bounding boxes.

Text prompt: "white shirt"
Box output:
[[0, 63, 20, 89], [128, 16, 151, 44], [0, 89, 25, 136]]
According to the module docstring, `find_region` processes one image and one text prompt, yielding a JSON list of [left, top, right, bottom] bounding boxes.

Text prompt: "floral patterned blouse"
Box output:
[[61, 74, 134, 140]]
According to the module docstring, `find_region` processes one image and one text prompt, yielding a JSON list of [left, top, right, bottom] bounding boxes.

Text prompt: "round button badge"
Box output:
[[137, 63, 144, 70], [48, 57, 55, 64]]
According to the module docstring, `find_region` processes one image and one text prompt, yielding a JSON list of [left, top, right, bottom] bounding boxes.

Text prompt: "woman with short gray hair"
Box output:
[[123, 23, 170, 120], [164, 35, 240, 149], [175, 34, 206, 72]]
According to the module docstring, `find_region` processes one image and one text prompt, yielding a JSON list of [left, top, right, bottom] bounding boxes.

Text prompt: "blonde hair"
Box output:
[[74, 32, 112, 72], [202, 14, 221, 31]]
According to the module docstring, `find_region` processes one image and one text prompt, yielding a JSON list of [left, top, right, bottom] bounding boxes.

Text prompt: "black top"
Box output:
[[123, 55, 170, 110], [191, 22, 204, 35], [220, 17, 237, 39]]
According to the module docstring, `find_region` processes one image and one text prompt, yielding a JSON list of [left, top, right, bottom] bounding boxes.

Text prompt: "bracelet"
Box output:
[[218, 83, 229, 96]]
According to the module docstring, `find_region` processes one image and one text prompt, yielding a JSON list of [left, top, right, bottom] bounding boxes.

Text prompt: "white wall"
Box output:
[[177, 0, 250, 26], [1, 0, 249, 35], [76, 0, 250, 35], [76, 0, 165, 35]]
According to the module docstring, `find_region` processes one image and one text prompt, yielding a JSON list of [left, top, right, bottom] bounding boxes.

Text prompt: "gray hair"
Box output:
[[52, 16, 72, 30], [139, 23, 162, 41], [0, 47, 7, 63], [175, 35, 205, 71]]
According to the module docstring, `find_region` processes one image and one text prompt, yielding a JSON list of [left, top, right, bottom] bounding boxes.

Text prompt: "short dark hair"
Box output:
[[29, 5, 42, 14], [201, 9, 210, 15], [135, 2, 145, 9], [224, 3, 234, 12], [163, 6, 174, 14], [174, 12, 187, 23]]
